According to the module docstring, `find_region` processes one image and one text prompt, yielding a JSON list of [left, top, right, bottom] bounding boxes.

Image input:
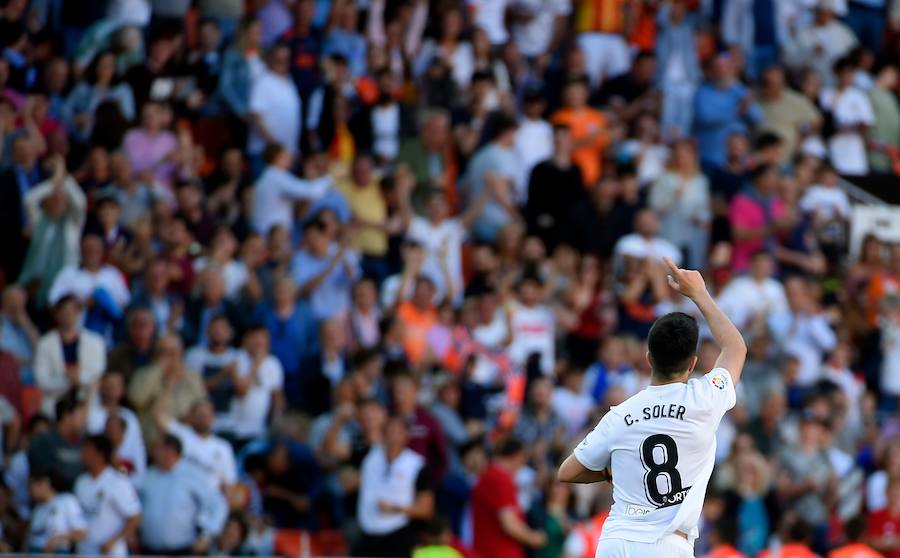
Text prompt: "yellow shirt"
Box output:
[[336, 178, 388, 256]]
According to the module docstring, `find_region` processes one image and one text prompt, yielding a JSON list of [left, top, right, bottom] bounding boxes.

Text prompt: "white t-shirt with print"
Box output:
[[28, 493, 87, 552], [228, 351, 284, 439], [574, 368, 737, 545], [406, 216, 465, 305], [508, 303, 555, 374], [167, 421, 238, 491], [75, 467, 141, 557]]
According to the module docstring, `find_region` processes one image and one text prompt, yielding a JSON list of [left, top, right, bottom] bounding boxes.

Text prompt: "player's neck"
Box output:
[[649, 372, 690, 386]]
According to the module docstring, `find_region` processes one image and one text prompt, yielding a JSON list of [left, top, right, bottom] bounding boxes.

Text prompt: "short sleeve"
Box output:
[[573, 413, 614, 472], [64, 496, 88, 532], [112, 476, 142, 518], [697, 368, 737, 417], [479, 468, 518, 513]]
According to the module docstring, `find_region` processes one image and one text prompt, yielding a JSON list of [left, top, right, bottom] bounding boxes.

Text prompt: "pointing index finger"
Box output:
[[662, 256, 680, 276]]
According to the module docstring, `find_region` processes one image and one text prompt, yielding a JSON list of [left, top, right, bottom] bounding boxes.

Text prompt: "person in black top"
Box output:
[[524, 124, 586, 253], [592, 51, 660, 124]]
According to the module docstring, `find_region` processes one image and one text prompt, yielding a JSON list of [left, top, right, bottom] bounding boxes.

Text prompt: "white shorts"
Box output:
[[595, 534, 694, 558]]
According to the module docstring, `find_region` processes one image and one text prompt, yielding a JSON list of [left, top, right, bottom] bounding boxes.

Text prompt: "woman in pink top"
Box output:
[[122, 101, 179, 190], [729, 164, 785, 273]]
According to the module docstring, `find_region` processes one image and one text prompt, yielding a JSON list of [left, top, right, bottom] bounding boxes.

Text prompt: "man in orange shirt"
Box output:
[[551, 76, 608, 188], [396, 275, 438, 366], [829, 517, 884, 558]]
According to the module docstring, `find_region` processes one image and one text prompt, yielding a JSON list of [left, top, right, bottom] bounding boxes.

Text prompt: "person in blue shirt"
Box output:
[[257, 275, 319, 409], [140, 434, 228, 555], [692, 53, 763, 172], [293, 216, 361, 321]]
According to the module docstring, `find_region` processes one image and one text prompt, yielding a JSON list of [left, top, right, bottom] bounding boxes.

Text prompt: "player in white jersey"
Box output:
[[558, 258, 747, 558]]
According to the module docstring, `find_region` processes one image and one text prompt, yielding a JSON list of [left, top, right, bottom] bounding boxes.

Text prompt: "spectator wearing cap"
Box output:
[[551, 76, 607, 187], [74, 434, 142, 556], [139, 434, 228, 556], [692, 54, 762, 170], [28, 393, 87, 490], [34, 296, 105, 417]]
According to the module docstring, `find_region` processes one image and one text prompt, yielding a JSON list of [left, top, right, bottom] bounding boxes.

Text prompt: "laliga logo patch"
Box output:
[[710, 373, 728, 391]]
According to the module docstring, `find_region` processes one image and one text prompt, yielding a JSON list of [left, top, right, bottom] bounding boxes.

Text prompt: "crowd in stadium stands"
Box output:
[[0, 0, 900, 557]]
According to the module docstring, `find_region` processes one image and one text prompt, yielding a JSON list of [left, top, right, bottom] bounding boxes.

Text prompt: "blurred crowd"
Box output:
[[0, 0, 899, 557]]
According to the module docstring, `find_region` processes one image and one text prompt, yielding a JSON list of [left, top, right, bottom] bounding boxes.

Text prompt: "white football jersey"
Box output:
[[574, 368, 736, 544]]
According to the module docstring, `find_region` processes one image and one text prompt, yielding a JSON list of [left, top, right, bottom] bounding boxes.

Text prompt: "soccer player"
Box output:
[[558, 257, 746, 557]]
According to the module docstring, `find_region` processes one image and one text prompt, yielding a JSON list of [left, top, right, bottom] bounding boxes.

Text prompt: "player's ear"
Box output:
[[687, 355, 699, 373], [645, 351, 652, 369]]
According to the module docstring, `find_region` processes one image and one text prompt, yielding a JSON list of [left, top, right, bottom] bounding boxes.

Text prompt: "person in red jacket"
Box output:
[[470, 438, 545, 558], [868, 479, 900, 558]]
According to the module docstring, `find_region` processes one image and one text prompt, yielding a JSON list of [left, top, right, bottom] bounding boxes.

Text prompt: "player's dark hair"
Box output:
[[647, 312, 699, 379]]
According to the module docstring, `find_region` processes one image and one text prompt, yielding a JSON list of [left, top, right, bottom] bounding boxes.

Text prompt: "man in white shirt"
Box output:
[[768, 276, 837, 387], [156, 397, 238, 494], [613, 209, 682, 275], [515, 88, 554, 201], [251, 144, 333, 235], [717, 251, 789, 330], [47, 234, 131, 342], [248, 44, 302, 158], [559, 257, 746, 557], [510, 0, 570, 59], [75, 435, 142, 557], [226, 325, 284, 441], [508, 271, 555, 375]]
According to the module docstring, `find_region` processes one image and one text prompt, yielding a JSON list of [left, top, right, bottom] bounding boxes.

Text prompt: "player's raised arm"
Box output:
[[663, 257, 747, 384]]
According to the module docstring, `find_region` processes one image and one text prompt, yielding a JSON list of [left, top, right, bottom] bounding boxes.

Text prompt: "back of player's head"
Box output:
[[647, 312, 699, 379]]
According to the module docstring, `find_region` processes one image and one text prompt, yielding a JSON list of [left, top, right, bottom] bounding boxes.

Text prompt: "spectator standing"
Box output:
[[648, 139, 711, 269], [74, 435, 142, 557], [356, 416, 435, 557], [757, 66, 823, 164], [184, 314, 240, 424], [692, 54, 762, 170], [293, 216, 361, 321], [86, 372, 146, 483], [821, 57, 875, 175], [867, 63, 900, 174], [471, 438, 546, 558], [655, 1, 701, 138], [34, 296, 106, 417], [551, 76, 607, 188], [25, 471, 87, 553], [0, 285, 38, 382], [139, 434, 228, 556], [248, 44, 302, 170], [226, 325, 284, 442], [28, 395, 87, 490]]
